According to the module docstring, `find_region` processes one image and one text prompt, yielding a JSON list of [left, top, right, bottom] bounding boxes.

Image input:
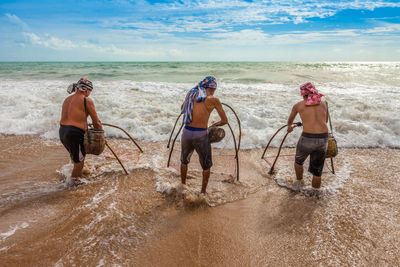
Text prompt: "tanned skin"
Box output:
[[287, 96, 328, 188], [180, 87, 228, 194], [60, 89, 102, 178]]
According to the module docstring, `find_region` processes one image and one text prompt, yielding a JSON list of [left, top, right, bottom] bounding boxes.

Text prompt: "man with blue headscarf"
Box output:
[[180, 76, 228, 194]]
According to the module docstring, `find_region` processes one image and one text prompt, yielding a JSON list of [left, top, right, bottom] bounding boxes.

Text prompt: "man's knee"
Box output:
[[294, 162, 303, 168]]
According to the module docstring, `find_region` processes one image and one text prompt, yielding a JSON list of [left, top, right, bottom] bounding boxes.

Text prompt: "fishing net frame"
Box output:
[[261, 123, 335, 175]]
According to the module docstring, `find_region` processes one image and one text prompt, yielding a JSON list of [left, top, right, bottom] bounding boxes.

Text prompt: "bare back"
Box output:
[[60, 92, 102, 130], [294, 100, 328, 133], [187, 96, 227, 129]]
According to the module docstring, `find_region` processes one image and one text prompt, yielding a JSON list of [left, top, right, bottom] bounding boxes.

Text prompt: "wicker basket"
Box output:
[[84, 129, 105, 155], [326, 133, 338, 158], [208, 127, 225, 143]]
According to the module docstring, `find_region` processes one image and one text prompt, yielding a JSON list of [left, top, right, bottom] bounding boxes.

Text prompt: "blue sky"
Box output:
[[1, 0, 400, 61]]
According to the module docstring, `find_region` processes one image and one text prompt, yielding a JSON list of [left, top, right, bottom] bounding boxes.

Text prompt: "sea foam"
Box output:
[[1, 62, 399, 148]]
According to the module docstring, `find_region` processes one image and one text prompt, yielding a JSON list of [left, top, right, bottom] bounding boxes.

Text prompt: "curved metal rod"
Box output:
[[263, 122, 302, 174], [226, 122, 239, 181], [167, 113, 182, 149], [268, 131, 290, 175], [167, 124, 183, 167], [100, 123, 143, 153], [105, 140, 128, 175], [222, 103, 242, 151], [261, 124, 288, 159]]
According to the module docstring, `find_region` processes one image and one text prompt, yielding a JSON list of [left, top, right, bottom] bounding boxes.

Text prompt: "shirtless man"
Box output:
[[180, 76, 228, 194], [287, 82, 328, 188], [59, 77, 102, 181]]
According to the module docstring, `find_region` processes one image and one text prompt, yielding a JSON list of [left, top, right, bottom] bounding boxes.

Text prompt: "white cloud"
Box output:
[[149, 0, 400, 27], [210, 29, 269, 44], [5, 13, 29, 30], [203, 29, 361, 46], [23, 32, 77, 50], [22, 32, 159, 57], [362, 23, 400, 34]]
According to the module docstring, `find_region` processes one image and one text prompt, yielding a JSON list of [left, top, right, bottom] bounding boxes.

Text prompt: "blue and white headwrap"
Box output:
[[181, 76, 217, 125]]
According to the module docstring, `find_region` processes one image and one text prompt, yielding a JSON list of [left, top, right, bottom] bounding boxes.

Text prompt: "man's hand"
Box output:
[[287, 124, 295, 133], [209, 121, 223, 128], [287, 105, 298, 133]]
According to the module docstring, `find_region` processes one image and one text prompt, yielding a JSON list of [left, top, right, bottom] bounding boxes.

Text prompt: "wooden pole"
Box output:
[[105, 141, 128, 175]]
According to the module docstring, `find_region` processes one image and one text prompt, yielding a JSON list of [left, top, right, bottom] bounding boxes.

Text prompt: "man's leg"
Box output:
[[309, 141, 327, 189], [72, 161, 84, 178], [201, 169, 210, 194], [294, 162, 303, 180], [312, 176, 321, 188], [181, 163, 188, 184]]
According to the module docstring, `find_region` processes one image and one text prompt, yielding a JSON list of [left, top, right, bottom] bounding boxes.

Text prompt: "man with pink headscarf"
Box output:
[[287, 82, 328, 188]]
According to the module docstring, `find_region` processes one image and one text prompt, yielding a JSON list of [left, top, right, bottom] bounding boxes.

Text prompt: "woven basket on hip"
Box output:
[[325, 101, 338, 158]]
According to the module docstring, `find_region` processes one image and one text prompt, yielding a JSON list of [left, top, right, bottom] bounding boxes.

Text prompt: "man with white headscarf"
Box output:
[[60, 77, 102, 184]]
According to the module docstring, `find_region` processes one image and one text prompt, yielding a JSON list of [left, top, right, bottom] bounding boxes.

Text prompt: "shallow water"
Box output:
[[1, 135, 399, 265]]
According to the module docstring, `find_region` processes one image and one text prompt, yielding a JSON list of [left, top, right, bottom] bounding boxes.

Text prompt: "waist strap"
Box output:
[[302, 132, 328, 138], [184, 125, 207, 131]]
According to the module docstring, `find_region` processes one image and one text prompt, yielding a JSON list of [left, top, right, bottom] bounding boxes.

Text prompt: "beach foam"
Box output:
[[0, 62, 399, 148]]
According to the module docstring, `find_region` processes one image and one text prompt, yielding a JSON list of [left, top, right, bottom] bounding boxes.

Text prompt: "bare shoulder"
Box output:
[[294, 100, 304, 110], [62, 95, 73, 104], [206, 95, 221, 105], [85, 97, 95, 106]]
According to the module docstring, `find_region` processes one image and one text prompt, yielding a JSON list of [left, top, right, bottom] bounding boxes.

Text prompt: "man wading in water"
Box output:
[[287, 82, 328, 188], [180, 76, 228, 194], [59, 77, 102, 184]]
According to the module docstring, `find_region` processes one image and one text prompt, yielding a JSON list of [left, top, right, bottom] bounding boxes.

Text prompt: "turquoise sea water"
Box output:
[[1, 61, 399, 85]]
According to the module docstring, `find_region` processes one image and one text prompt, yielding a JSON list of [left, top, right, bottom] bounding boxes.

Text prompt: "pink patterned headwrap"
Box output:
[[300, 82, 323, 106]]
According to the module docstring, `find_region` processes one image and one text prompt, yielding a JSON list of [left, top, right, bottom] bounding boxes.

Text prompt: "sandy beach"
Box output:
[[1, 0, 400, 263], [1, 134, 399, 266]]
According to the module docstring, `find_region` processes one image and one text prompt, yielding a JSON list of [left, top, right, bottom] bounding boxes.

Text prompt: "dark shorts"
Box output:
[[59, 125, 86, 163], [295, 132, 328, 177], [180, 126, 212, 170]]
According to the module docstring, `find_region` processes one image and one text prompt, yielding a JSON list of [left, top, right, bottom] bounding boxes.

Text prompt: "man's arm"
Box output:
[[86, 98, 103, 130], [287, 104, 298, 133], [325, 101, 329, 123], [209, 98, 228, 127], [181, 91, 191, 112]]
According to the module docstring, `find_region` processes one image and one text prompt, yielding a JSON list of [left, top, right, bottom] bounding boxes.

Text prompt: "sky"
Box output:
[[1, 0, 400, 61]]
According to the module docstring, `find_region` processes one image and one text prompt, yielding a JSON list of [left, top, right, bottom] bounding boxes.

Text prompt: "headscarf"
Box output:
[[300, 82, 323, 106], [181, 76, 217, 124], [67, 77, 93, 94]]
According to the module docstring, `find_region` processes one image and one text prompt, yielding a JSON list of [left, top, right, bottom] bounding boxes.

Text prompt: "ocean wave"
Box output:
[[0, 70, 399, 148]]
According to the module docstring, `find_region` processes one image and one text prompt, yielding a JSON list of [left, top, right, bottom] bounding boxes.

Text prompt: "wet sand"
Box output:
[[1, 134, 399, 266]]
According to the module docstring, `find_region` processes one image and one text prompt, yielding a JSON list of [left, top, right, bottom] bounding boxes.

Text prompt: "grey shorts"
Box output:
[[180, 127, 212, 170], [295, 132, 328, 177]]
